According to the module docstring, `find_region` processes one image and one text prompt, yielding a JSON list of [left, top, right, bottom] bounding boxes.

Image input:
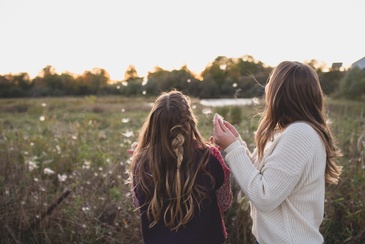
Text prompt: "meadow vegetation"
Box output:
[[0, 96, 364, 243]]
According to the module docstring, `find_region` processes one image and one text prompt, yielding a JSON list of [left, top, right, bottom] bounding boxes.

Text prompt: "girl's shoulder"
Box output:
[[280, 121, 323, 148], [209, 145, 222, 159], [284, 121, 320, 138], [208, 145, 230, 177]]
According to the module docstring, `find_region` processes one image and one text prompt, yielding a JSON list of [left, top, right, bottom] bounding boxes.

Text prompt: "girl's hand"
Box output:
[[213, 115, 237, 150], [127, 142, 138, 155], [223, 120, 240, 138]]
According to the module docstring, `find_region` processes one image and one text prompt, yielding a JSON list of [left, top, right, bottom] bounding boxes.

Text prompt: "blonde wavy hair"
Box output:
[[255, 61, 342, 184], [130, 90, 213, 230]]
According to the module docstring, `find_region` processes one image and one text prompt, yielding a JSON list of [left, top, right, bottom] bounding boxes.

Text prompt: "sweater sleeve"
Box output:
[[210, 146, 233, 212], [224, 123, 318, 212]]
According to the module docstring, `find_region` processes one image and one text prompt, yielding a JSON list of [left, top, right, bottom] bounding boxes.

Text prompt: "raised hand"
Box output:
[[127, 142, 138, 155], [213, 114, 237, 150], [223, 120, 240, 138]]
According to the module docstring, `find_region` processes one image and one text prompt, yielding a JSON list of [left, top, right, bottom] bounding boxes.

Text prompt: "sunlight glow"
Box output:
[[0, 0, 364, 80]]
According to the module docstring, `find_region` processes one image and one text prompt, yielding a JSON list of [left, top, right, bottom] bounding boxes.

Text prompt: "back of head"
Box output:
[[132, 90, 211, 230], [256, 61, 342, 184], [265, 61, 324, 127], [146, 90, 198, 153]]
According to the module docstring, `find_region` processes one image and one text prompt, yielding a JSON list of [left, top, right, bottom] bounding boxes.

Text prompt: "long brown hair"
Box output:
[[130, 90, 212, 230], [255, 61, 342, 184]]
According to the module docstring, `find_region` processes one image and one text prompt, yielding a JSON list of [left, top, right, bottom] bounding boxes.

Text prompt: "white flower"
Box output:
[[28, 160, 38, 171], [56, 145, 61, 154], [44, 168, 55, 175], [202, 108, 212, 115], [57, 174, 67, 182], [121, 118, 130, 123], [122, 130, 134, 138], [83, 160, 91, 170]]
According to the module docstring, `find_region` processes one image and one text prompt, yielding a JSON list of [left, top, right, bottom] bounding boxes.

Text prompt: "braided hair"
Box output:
[[131, 90, 213, 230]]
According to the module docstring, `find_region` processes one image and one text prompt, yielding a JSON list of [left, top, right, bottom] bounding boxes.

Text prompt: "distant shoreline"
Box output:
[[199, 98, 254, 107]]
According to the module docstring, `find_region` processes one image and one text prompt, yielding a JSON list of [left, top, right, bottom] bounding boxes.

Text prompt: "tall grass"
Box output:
[[0, 96, 364, 243]]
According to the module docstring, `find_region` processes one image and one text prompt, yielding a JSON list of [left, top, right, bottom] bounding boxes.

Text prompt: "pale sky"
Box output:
[[0, 0, 364, 81]]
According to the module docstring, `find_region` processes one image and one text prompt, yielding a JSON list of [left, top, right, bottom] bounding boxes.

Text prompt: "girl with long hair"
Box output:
[[213, 61, 342, 244], [130, 90, 232, 244]]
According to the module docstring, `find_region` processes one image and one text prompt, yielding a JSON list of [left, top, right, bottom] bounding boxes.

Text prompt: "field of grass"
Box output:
[[0, 96, 364, 243]]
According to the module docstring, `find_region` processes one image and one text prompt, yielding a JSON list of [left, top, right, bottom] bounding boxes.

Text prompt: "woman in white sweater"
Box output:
[[213, 61, 342, 244]]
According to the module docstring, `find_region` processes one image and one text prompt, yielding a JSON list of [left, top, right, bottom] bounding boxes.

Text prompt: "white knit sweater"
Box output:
[[224, 122, 326, 244]]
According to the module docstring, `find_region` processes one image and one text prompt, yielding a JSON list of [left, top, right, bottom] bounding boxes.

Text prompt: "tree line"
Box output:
[[1, 55, 364, 99]]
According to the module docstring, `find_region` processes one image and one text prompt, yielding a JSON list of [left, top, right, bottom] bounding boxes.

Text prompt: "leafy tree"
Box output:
[[124, 65, 139, 81], [124, 78, 143, 96], [236, 55, 269, 75], [199, 76, 219, 98], [305, 59, 327, 73], [338, 67, 365, 99], [201, 56, 228, 92], [143, 77, 160, 96], [320, 70, 345, 96], [81, 68, 110, 95]]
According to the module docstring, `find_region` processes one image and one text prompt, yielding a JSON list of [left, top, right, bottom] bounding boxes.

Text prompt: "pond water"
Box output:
[[199, 98, 255, 107]]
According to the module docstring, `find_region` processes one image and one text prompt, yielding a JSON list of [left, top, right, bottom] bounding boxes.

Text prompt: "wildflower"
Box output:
[[82, 206, 90, 212], [43, 159, 54, 164], [39, 116, 45, 121], [202, 108, 212, 115], [122, 130, 134, 138], [252, 97, 260, 105], [28, 160, 38, 171], [121, 118, 130, 123], [83, 161, 91, 170], [57, 174, 67, 182], [98, 131, 106, 140], [44, 168, 55, 175]]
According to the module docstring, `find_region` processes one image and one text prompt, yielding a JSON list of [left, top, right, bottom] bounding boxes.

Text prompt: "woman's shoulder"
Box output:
[[282, 121, 322, 145]]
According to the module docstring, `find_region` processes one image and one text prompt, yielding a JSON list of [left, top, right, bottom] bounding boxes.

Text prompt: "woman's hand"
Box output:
[[223, 120, 240, 138], [213, 115, 237, 150], [127, 142, 138, 155]]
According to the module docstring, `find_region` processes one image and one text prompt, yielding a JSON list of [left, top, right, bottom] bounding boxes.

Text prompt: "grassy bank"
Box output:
[[0, 96, 364, 243]]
